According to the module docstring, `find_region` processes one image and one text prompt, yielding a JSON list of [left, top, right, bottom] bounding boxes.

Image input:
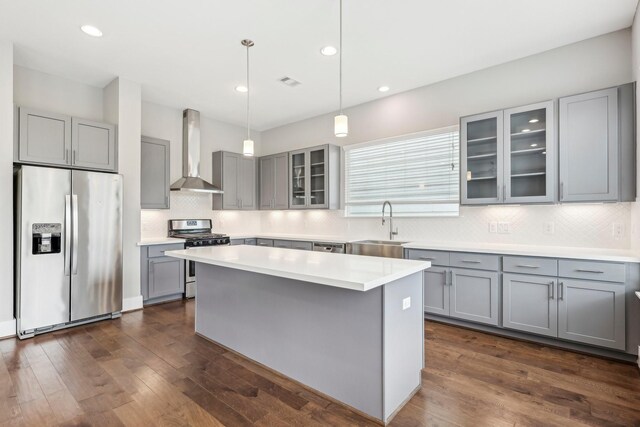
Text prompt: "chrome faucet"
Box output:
[[381, 201, 399, 240]]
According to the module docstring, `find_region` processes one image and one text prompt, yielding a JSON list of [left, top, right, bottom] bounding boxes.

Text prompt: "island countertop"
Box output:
[[165, 245, 430, 291]]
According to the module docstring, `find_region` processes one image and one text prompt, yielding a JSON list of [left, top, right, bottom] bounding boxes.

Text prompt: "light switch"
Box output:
[[402, 297, 411, 310]]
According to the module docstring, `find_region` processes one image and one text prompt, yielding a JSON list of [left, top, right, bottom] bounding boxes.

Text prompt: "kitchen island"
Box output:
[[166, 245, 430, 423]]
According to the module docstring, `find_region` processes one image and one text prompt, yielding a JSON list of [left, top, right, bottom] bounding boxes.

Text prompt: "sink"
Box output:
[[347, 240, 409, 259]]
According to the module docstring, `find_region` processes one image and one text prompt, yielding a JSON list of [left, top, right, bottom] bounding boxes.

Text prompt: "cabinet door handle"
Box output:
[[517, 264, 540, 269], [419, 256, 435, 260], [560, 182, 564, 200], [497, 184, 501, 201], [575, 269, 604, 274], [461, 259, 481, 264], [450, 270, 456, 286], [549, 281, 554, 299], [65, 149, 70, 163], [558, 282, 564, 300], [503, 185, 506, 201], [72, 150, 76, 164]]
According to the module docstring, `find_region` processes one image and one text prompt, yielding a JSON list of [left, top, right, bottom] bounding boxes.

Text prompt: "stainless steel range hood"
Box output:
[[170, 109, 223, 194]]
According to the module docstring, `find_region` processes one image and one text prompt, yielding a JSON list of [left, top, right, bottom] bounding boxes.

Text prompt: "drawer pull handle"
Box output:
[[575, 269, 604, 274], [517, 264, 540, 268], [419, 257, 436, 260], [461, 259, 481, 264]]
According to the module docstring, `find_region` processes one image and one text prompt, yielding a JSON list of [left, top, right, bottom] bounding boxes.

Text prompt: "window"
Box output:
[[343, 126, 459, 217]]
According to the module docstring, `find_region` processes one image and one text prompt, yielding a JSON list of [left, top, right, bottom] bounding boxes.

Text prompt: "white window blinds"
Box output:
[[344, 126, 459, 217]]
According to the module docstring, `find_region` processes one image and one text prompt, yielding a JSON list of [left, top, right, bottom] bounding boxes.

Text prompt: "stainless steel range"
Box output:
[[168, 219, 230, 298]]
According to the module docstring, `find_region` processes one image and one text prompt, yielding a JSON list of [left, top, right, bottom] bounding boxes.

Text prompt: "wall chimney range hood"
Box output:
[[170, 109, 223, 194]]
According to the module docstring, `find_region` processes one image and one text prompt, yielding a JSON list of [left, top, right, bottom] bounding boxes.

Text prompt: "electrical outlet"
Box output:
[[497, 222, 510, 234], [489, 222, 497, 233], [613, 223, 625, 240], [543, 222, 555, 235], [402, 297, 411, 310]]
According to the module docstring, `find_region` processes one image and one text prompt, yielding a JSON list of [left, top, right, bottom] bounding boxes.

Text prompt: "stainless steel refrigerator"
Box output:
[[15, 165, 123, 339]]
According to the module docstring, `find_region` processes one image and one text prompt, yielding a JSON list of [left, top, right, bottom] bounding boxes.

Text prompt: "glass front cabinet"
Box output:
[[461, 101, 555, 205], [289, 144, 340, 209]]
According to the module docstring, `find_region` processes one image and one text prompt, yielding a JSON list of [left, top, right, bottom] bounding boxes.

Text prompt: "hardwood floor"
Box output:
[[1, 300, 639, 426]]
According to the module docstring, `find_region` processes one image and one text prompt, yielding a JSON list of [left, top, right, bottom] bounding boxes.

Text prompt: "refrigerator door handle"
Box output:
[[72, 194, 79, 275], [64, 195, 71, 276]]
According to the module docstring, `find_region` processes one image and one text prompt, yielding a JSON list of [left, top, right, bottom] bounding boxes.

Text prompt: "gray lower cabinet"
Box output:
[[71, 118, 117, 171], [273, 240, 292, 249], [141, 243, 185, 304], [141, 136, 170, 209], [558, 279, 625, 350], [213, 151, 257, 210], [503, 273, 558, 338], [17, 107, 118, 172], [558, 83, 635, 202], [230, 239, 244, 246], [450, 268, 499, 326], [423, 267, 449, 316], [260, 153, 289, 209], [257, 239, 273, 247], [290, 241, 313, 251]]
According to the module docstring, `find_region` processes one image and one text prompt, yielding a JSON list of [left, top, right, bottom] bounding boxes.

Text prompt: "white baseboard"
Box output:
[[0, 318, 16, 339], [122, 295, 143, 312]]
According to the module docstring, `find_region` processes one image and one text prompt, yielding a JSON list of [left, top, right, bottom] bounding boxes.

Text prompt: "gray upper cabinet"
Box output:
[[460, 111, 504, 205], [503, 101, 556, 203], [17, 107, 117, 172], [18, 107, 71, 166], [141, 136, 170, 209], [503, 273, 558, 338], [559, 83, 635, 203], [212, 151, 257, 210], [557, 279, 625, 350], [289, 144, 340, 209], [71, 118, 117, 171], [461, 101, 556, 205], [260, 153, 289, 209]]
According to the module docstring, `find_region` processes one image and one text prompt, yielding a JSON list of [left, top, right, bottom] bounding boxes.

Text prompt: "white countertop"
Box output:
[[165, 245, 430, 291], [403, 241, 640, 263], [137, 237, 186, 246], [636, 291, 640, 301], [229, 233, 348, 244]]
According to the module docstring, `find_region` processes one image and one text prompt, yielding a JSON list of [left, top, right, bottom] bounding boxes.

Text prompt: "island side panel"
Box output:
[[383, 272, 424, 421], [195, 264, 385, 420]]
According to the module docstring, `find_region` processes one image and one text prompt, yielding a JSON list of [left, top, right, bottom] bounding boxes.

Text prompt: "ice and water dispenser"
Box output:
[[32, 223, 61, 255]]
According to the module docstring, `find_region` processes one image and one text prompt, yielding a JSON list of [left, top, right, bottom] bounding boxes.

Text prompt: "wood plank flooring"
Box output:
[[1, 300, 639, 426]]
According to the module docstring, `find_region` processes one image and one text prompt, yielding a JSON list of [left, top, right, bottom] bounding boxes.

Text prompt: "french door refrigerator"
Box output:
[[15, 165, 123, 339]]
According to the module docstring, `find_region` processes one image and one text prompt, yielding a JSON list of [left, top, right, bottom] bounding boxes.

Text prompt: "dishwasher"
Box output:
[[313, 242, 346, 253]]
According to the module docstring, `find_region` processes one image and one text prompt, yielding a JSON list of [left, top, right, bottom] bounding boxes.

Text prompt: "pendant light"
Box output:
[[334, 0, 348, 137], [242, 39, 255, 156]]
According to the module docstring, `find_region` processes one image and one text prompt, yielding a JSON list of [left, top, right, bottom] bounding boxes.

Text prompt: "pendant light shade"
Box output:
[[334, 0, 348, 138], [243, 139, 254, 156], [334, 114, 348, 138], [242, 39, 255, 156]]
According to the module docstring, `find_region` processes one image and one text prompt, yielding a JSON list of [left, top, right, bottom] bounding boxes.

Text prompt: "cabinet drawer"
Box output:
[[503, 256, 558, 276], [273, 240, 292, 249], [290, 241, 313, 251], [230, 239, 244, 246], [450, 252, 499, 271], [245, 238, 257, 246], [257, 239, 274, 247], [405, 249, 449, 266], [147, 243, 185, 258], [558, 260, 625, 283]]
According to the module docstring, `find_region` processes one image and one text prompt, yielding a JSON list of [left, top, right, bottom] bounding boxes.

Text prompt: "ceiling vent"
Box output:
[[279, 76, 301, 87]]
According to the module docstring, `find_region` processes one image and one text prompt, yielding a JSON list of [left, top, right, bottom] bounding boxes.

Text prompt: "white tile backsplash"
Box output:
[[142, 193, 633, 250]]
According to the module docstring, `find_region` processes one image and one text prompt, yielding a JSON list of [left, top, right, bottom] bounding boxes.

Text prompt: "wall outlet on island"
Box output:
[[402, 297, 411, 310]]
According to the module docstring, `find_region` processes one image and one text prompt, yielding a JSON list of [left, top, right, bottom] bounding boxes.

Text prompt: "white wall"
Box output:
[[0, 42, 14, 337], [104, 78, 143, 310], [250, 29, 635, 250], [14, 66, 103, 121], [140, 102, 263, 237]]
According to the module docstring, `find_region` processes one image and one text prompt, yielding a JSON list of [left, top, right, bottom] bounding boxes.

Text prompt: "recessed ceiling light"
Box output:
[[320, 46, 337, 56], [529, 118, 539, 123], [80, 25, 103, 37], [235, 85, 248, 93], [378, 86, 390, 93], [522, 129, 531, 133]]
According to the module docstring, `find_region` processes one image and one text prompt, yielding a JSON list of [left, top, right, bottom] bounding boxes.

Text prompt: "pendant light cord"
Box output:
[[246, 42, 251, 140], [339, 0, 343, 115]]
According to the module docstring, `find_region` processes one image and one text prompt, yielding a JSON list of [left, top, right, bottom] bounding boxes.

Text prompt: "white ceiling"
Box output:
[[0, 0, 638, 130]]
